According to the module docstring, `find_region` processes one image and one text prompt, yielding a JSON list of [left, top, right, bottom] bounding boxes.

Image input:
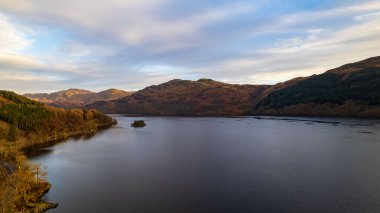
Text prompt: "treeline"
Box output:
[[0, 142, 56, 212], [0, 90, 42, 106], [257, 68, 380, 109], [0, 90, 116, 143], [0, 104, 51, 131]]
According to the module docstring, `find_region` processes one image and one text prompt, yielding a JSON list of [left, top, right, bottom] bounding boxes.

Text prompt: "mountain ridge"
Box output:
[[255, 56, 380, 117], [86, 56, 380, 117], [86, 78, 271, 115], [24, 88, 134, 108]]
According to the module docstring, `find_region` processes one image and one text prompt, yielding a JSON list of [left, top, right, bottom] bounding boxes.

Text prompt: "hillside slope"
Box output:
[[24, 88, 133, 108], [86, 79, 270, 116], [87, 56, 380, 117], [0, 90, 116, 143], [255, 56, 380, 117]]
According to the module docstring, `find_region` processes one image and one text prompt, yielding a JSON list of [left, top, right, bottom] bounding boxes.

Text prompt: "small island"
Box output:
[[131, 120, 146, 128]]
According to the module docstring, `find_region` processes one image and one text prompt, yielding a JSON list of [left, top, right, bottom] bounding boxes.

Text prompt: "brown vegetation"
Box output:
[[0, 141, 57, 212], [0, 91, 117, 212], [131, 120, 146, 128], [87, 79, 270, 116], [87, 56, 380, 118], [24, 88, 134, 109]]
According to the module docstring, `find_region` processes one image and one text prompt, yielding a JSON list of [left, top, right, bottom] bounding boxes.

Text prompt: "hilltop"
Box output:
[[24, 88, 133, 108], [86, 79, 270, 115], [255, 56, 380, 117], [86, 56, 380, 117], [0, 90, 116, 143]]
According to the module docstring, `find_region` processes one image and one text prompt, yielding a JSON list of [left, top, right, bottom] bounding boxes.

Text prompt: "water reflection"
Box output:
[[23, 132, 101, 158], [29, 115, 380, 213]]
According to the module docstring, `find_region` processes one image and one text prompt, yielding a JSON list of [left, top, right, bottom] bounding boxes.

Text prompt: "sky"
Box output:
[[0, 0, 380, 93]]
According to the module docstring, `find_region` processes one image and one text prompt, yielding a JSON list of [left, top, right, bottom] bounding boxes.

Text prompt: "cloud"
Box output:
[[280, 1, 380, 25], [189, 2, 380, 84], [0, 13, 32, 53], [354, 11, 380, 20], [0, 0, 253, 53], [0, 0, 379, 93], [0, 54, 42, 69], [61, 41, 117, 59]]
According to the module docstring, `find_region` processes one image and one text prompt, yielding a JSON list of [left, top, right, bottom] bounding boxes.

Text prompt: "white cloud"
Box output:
[[0, 0, 252, 53], [0, 53, 43, 69], [0, 0, 379, 93], [354, 11, 380, 20], [0, 70, 62, 81], [282, 1, 380, 25], [0, 13, 32, 53], [249, 70, 317, 85], [195, 4, 380, 84], [247, 1, 380, 36], [61, 41, 118, 59]]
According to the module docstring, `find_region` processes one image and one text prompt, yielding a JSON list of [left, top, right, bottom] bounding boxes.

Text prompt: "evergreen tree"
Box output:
[[7, 124, 18, 142]]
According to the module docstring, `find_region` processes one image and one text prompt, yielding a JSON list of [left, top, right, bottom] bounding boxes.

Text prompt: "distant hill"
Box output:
[[86, 56, 380, 117], [24, 88, 133, 108], [86, 79, 270, 115]]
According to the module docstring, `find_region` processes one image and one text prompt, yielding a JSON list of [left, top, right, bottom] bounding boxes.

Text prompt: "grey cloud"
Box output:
[[0, 0, 379, 93]]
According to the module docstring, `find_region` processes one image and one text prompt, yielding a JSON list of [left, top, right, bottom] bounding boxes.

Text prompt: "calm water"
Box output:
[[29, 115, 380, 213]]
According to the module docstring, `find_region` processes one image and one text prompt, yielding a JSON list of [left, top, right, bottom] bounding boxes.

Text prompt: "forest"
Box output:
[[257, 68, 380, 108], [254, 63, 380, 117]]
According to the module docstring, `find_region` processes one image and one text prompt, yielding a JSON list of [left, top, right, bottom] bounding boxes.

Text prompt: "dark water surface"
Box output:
[[29, 115, 380, 213]]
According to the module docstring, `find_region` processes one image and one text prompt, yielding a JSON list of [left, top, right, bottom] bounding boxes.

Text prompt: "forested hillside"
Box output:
[[86, 56, 380, 118], [0, 90, 116, 143], [255, 56, 380, 117], [0, 90, 116, 212]]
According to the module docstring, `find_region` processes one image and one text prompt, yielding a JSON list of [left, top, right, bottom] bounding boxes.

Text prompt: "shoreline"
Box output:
[[21, 122, 116, 157], [117, 114, 380, 123], [25, 122, 116, 212], [117, 113, 380, 119], [1, 122, 116, 213]]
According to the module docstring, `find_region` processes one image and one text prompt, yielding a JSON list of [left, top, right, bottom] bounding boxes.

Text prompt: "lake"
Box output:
[[29, 115, 380, 213]]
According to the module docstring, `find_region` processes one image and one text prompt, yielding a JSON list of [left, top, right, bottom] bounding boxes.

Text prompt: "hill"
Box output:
[[255, 56, 380, 117], [86, 79, 270, 116], [24, 88, 133, 108], [0, 90, 116, 143], [86, 56, 380, 117]]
